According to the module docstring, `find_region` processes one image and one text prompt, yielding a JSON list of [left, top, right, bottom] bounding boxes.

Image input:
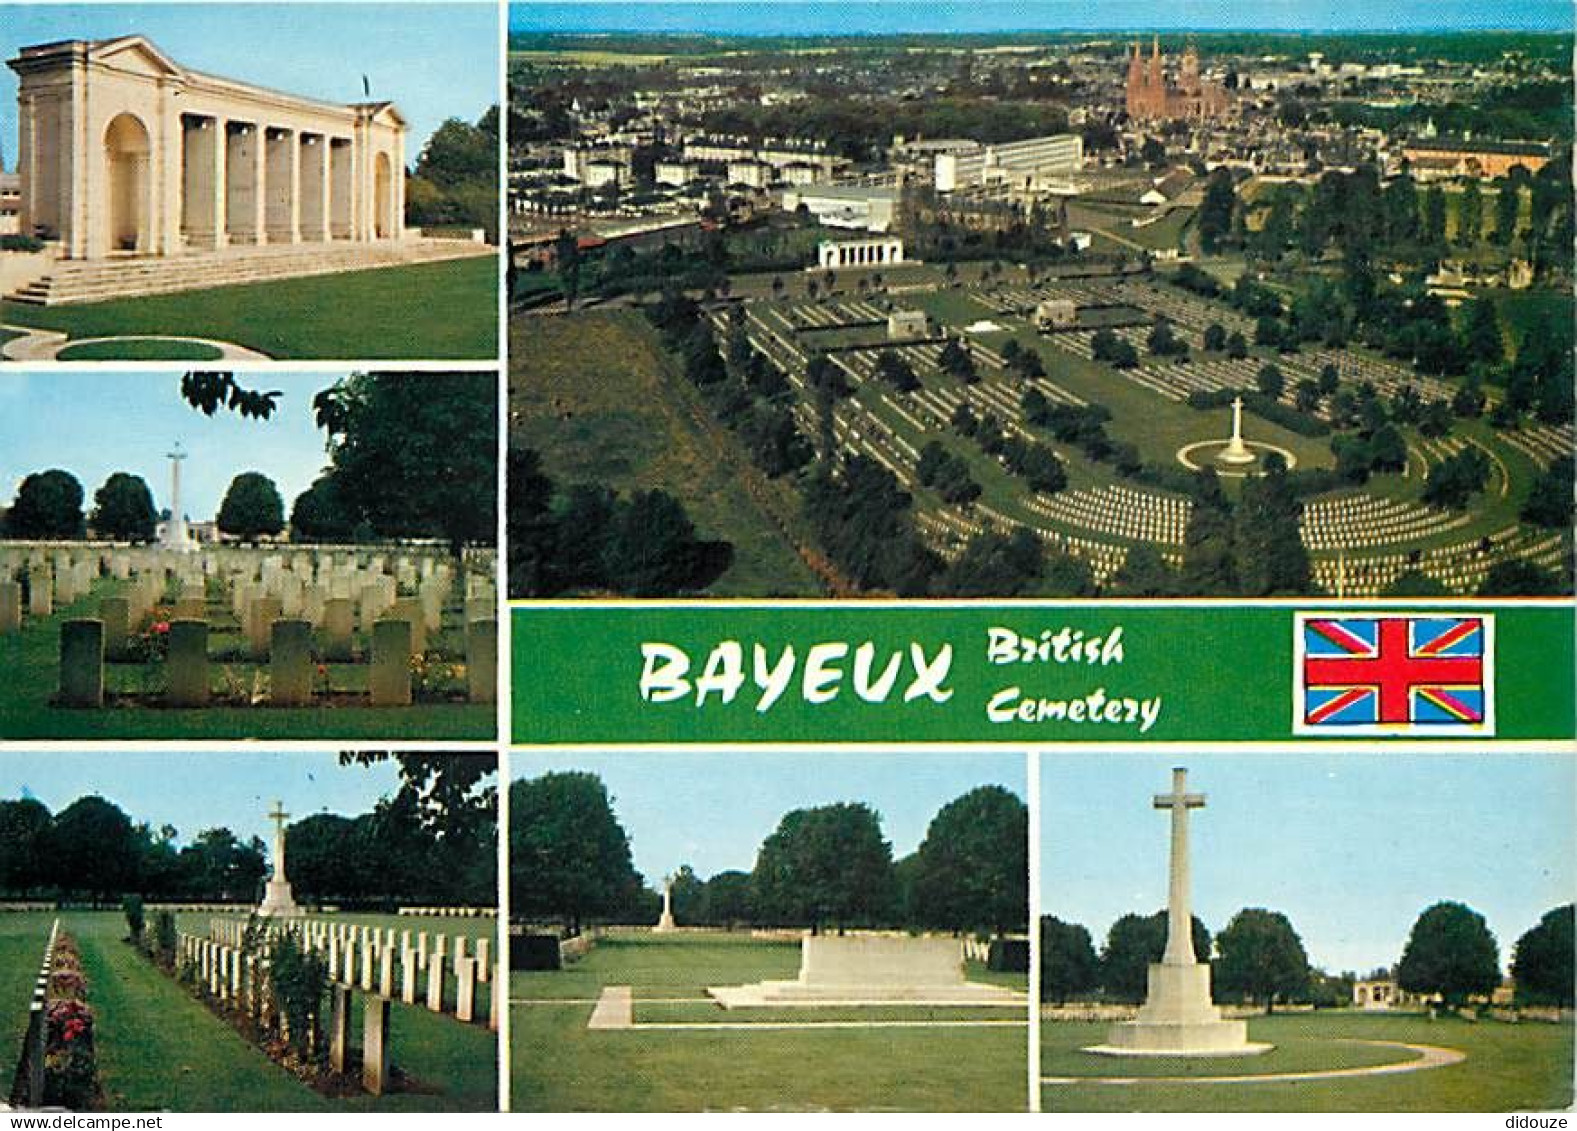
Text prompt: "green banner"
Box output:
[[511, 602, 1574, 745]]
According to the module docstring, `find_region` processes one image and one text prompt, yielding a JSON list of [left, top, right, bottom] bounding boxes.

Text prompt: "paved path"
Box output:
[[582, 985, 1030, 1032], [1041, 1039, 1465, 1086], [2, 327, 271, 361]]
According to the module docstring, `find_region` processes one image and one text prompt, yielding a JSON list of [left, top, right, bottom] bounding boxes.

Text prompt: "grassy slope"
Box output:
[[1042, 1012, 1575, 1112], [2, 257, 498, 360], [512, 932, 1027, 1112], [510, 309, 823, 596], [0, 579, 493, 740]]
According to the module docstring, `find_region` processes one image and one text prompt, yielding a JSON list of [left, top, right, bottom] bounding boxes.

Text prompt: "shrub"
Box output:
[[122, 895, 145, 943], [44, 999, 96, 1108], [155, 911, 178, 967], [1, 234, 46, 253], [268, 933, 329, 1062]]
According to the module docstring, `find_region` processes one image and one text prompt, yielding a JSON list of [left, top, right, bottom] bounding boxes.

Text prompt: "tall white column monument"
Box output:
[[258, 800, 302, 917], [1090, 767, 1271, 1056], [654, 875, 677, 932], [160, 442, 197, 551]]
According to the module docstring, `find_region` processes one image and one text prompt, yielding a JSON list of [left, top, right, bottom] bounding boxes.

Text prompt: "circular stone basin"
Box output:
[[55, 336, 225, 361], [1176, 439, 1299, 478], [1047, 1034, 1437, 1083]]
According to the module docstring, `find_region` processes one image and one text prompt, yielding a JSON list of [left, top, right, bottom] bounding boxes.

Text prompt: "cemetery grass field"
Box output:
[[510, 310, 824, 596], [1, 257, 498, 360], [0, 581, 494, 740], [536, 256, 1571, 596], [24, 911, 498, 1112], [1041, 1011, 1575, 1112], [511, 932, 1028, 1111]]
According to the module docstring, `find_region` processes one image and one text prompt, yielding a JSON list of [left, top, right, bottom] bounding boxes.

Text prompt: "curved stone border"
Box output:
[[1, 328, 271, 361], [1042, 1038, 1465, 1086], [1177, 439, 1300, 478]]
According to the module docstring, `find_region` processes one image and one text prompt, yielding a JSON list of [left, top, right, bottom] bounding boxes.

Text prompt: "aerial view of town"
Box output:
[[507, 4, 1573, 599]]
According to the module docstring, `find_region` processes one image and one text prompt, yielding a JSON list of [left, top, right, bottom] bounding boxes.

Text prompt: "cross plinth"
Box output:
[[655, 872, 677, 931], [1153, 767, 1206, 966]]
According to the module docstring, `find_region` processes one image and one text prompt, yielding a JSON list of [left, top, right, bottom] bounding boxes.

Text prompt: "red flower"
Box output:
[[152, 621, 171, 634]]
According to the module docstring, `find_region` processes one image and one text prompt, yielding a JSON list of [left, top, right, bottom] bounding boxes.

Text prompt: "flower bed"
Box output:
[[43, 933, 98, 1109]]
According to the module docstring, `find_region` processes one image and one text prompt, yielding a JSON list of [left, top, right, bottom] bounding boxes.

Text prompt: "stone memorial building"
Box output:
[[9, 35, 407, 260]]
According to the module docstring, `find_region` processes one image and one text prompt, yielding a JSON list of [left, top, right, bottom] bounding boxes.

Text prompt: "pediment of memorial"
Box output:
[[90, 36, 184, 80]]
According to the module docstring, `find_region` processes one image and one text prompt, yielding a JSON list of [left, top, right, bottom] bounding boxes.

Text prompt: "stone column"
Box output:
[[401, 947, 418, 1004], [363, 997, 391, 1096], [270, 619, 313, 706], [455, 956, 477, 1022], [426, 950, 446, 1013], [58, 619, 104, 707], [323, 597, 354, 660], [0, 581, 22, 634], [98, 596, 130, 661], [371, 619, 412, 706], [328, 984, 351, 1074]]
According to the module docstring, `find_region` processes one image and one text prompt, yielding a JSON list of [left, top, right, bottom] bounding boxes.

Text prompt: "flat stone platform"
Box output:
[[707, 934, 1027, 1010]]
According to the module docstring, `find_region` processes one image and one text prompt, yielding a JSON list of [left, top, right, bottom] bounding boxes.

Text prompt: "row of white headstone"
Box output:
[[10, 918, 58, 1109]]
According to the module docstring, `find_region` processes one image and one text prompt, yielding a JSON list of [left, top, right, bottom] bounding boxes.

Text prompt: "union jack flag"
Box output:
[[1294, 613, 1494, 736]]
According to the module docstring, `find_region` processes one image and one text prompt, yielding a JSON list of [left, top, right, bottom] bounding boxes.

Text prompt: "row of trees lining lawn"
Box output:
[[0, 755, 497, 908], [510, 770, 1028, 937], [1, 466, 285, 543], [1043, 901, 1574, 1011]]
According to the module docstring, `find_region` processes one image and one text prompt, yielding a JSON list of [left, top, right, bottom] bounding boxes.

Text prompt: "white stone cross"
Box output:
[[268, 800, 291, 882], [1153, 767, 1206, 966]]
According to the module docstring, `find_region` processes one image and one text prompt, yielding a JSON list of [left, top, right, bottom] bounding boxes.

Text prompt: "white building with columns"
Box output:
[[9, 35, 408, 260], [816, 236, 904, 270]]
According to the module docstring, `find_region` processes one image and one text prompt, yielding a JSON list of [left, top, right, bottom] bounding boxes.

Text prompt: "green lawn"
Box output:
[[0, 916, 50, 1062], [24, 911, 497, 1112], [0, 579, 494, 740], [512, 931, 1028, 1111], [2, 257, 498, 360], [510, 309, 823, 596], [54, 338, 224, 361], [1042, 1011, 1574, 1112]]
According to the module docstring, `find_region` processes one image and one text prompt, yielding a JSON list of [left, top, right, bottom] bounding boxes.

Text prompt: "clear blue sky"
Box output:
[[0, 3, 499, 176], [0, 371, 346, 523], [511, 1, 1574, 35], [0, 750, 409, 860], [1042, 751, 1576, 976], [516, 751, 1026, 886]]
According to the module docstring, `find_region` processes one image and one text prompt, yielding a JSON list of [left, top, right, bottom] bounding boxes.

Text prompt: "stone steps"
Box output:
[[7, 238, 495, 305]]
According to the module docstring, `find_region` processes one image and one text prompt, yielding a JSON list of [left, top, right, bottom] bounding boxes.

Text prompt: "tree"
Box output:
[[215, 472, 285, 541], [1459, 297, 1503, 367], [702, 870, 754, 928], [90, 472, 158, 542], [912, 785, 1027, 934], [1521, 458, 1575, 529], [289, 475, 357, 543], [1202, 323, 1226, 352], [1456, 178, 1482, 245], [555, 229, 581, 310], [1102, 911, 1211, 1002], [1422, 185, 1448, 245], [1042, 915, 1100, 1003], [1214, 908, 1311, 1012], [311, 372, 497, 555], [1511, 904, 1574, 1006], [6, 470, 85, 539], [0, 798, 51, 895], [44, 796, 140, 901], [1198, 168, 1236, 253], [1397, 901, 1501, 1008], [510, 772, 641, 932], [751, 803, 894, 932], [1256, 364, 1285, 399], [601, 489, 731, 596]]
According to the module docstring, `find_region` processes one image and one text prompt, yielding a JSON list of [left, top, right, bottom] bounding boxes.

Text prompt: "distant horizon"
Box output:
[[510, 1, 1575, 36]]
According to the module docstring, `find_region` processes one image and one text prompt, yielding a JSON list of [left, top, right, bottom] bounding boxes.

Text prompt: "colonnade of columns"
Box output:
[[178, 113, 369, 251], [817, 238, 905, 270]]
